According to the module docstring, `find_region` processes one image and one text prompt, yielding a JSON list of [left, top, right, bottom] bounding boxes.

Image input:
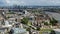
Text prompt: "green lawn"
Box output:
[[40, 28, 52, 31], [39, 28, 52, 34]]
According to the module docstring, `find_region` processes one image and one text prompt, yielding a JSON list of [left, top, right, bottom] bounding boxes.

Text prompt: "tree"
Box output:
[[21, 17, 29, 24], [52, 18, 58, 23], [44, 22, 49, 26], [36, 27, 40, 31], [50, 17, 58, 26], [9, 29, 14, 34], [50, 30, 56, 34], [26, 28, 31, 34], [15, 19, 17, 22], [26, 28, 31, 31], [2, 20, 5, 25]]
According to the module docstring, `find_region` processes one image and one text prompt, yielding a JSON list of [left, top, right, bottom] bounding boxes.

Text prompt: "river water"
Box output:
[[45, 11, 60, 23]]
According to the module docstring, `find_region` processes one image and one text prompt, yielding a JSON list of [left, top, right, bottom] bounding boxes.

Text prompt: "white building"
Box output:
[[12, 28, 27, 34]]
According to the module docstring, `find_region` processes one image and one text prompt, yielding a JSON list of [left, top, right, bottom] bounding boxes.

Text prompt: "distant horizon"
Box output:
[[0, 5, 60, 7]]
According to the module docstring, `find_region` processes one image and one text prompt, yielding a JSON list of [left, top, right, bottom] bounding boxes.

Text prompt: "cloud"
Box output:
[[0, 0, 60, 6], [6, 0, 10, 4], [5, 0, 26, 6]]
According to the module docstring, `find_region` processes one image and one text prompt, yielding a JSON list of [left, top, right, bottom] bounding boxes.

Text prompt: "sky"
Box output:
[[0, 0, 60, 6]]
